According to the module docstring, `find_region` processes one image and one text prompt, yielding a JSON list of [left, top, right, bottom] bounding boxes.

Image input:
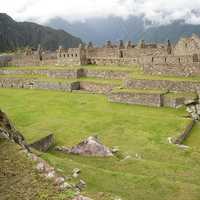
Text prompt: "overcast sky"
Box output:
[[1, 0, 200, 24]]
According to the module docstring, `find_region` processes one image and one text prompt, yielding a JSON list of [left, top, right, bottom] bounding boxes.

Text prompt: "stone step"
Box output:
[[108, 88, 167, 107], [163, 92, 198, 108], [79, 80, 119, 94]]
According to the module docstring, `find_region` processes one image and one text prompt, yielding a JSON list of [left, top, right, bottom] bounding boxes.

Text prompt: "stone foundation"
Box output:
[[108, 91, 164, 107]]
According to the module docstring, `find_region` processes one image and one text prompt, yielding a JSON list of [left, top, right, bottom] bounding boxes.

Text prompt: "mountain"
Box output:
[[47, 16, 145, 45], [0, 13, 82, 52], [142, 21, 200, 43], [47, 16, 200, 45]]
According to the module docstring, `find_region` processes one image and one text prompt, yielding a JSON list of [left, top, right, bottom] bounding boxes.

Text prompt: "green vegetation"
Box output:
[[1, 88, 200, 199], [0, 139, 74, 200], [129, 66, 200, 82], [112, 88, 167, 94], [164, 92, 198, 100]]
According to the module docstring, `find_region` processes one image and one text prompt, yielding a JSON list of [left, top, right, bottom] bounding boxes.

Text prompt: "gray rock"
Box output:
[[29, 134, 54, 152], [70, 136, 113, 157], [60, 182, 72, 190], [72, 168, 81, 178]]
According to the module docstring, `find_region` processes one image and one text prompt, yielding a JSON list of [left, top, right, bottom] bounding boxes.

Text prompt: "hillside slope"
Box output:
[[0, 139, 73, 200], [0, 13, 82, 52]]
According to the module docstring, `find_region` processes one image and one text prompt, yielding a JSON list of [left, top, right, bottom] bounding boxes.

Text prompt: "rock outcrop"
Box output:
[[29, 134, 54, 152], [0, 109, 30, 151], [55, 136, 113, 157]]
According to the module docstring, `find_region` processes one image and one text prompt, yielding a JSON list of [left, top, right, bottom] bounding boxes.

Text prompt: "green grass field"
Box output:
[[1, 88, 200, 199]]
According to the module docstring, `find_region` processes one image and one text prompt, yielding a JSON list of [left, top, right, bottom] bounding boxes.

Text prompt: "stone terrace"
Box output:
[[0, 65, 199, 108]]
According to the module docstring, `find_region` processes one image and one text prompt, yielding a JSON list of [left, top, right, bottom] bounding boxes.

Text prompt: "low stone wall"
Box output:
[[84, 69, 129, 79], [0, 78, 80, 91], [0, 69, 82, 79], [124, 79, 200, 92], [163, 96, 185, 108], [108, 92, 164, 107], [173, 120, 195, 144], [0, 68, 129, 80], [80, 82, 116, 94]]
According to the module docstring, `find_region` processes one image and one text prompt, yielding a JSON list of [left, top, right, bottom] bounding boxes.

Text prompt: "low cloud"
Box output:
[[1, 0, 200, 25]]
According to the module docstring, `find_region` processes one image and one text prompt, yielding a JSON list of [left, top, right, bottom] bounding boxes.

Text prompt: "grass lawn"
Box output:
[[1, 88, 200, 200]]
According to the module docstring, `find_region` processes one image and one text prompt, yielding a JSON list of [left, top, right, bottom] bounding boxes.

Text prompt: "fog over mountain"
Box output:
[[47, 16, 200, 45], [2, 0, 200, 45]]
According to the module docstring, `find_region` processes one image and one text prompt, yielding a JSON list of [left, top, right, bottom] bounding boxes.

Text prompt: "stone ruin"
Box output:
[[1, 33, 200, 77], [55, 34, 200, 77]]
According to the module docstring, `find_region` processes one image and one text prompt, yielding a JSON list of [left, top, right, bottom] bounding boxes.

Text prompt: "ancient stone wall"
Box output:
[[141, 54, 200, 76], [108, 92, 163, 107], [173, 120, 195, 144], [174, 34, 200, 56], [0, 68, 128, 80], [0, 78, 80, 91], [79, 82, 116, 94], [11, 52, 57, 67], [84, 69, 129, 79], [124, 79, 200, 92], [58, 40, 168, 66], [163, 96, 185, 108]]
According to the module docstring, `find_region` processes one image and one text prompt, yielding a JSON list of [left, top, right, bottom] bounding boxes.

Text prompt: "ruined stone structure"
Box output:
[[142, 34, 200, 76], [57, 40, 168, 66], [57, 34, 200, 77]]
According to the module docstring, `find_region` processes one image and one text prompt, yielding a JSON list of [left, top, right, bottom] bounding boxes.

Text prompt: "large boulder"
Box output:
[[29, 134, 54, 152], [58, 136, 113, 157]]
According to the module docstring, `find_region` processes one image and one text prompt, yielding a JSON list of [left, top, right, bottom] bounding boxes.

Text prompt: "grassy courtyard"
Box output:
[[0, 88, 200, 199]]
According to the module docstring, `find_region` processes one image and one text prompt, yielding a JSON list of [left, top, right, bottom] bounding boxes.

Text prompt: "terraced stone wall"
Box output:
[[108, 92, 163, 107], [0, 78, 80, 91], [124, 79, 200, 92], [84, 69, 129, 79], [0, 68, 128, 80], [163, 96, 185, 108], [80, 82, 116, 94], [0, 69, 83, 79]]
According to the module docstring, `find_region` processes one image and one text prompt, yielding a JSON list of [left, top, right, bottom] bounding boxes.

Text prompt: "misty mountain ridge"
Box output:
[[47, 16, 200, 45]]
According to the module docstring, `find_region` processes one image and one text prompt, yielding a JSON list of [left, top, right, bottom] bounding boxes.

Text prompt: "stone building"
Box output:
[[141, 34, 200, 76], [57, 40, 169, 66]]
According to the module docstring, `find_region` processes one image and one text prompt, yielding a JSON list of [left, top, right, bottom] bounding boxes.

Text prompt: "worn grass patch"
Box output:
[[1, 88, 200, 200], [0, 139, 74, 200]]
